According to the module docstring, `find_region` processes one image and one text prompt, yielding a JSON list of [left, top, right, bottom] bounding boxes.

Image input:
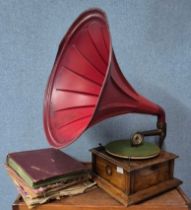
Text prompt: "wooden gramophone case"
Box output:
[[91, 147, 182, 206]]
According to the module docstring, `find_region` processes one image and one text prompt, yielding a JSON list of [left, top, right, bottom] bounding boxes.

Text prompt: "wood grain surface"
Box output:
[[12, 187, 190, 210]]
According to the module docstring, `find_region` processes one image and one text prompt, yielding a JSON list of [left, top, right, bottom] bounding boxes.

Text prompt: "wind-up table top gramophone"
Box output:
[[43, 8, 182, 206]]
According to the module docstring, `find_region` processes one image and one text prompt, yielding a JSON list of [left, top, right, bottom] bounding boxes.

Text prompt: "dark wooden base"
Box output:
[[95, 175, 182, 206], [12, 187, 190, 210]]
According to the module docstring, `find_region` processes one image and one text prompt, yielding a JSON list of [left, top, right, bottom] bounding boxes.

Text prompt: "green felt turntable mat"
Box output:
[[105, 140, 160, 159]]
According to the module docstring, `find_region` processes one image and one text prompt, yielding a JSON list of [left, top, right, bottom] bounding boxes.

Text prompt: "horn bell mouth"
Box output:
[[43, 9, 112, 148]]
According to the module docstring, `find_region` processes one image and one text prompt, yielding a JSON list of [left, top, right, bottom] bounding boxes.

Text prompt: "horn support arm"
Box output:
[[135, 100, 167, 148], [132, 121, 167, 148], [131, 105, 166, 148]]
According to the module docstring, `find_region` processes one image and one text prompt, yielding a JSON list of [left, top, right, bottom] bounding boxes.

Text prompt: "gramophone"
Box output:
[[43, 8, 182, 206]]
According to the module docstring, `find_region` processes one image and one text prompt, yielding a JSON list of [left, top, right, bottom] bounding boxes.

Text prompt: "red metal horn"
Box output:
[[43, 8, 166, 148]]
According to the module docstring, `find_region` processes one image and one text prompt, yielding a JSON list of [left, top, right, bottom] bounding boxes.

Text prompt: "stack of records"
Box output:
[[5, 148, 96, 208]]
